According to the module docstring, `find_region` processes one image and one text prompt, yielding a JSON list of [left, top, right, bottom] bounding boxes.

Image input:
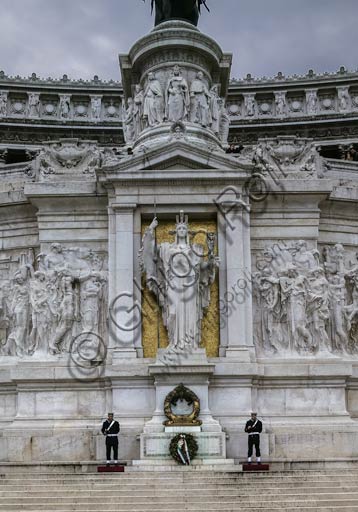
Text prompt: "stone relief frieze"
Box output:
[[254, 242, 358, 357], [35, 139, 101, 181], [251, 136, 324, 179], [0, 245, 108, 358], [122, 65, 230, 146]]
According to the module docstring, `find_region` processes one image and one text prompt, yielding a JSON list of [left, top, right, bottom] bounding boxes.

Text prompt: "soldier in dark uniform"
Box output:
[[101, 413, 120, 465], [245, 412, 263, 463]]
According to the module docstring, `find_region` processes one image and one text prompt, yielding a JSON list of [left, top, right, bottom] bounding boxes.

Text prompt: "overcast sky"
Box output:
[[0, 0, 357, 82]]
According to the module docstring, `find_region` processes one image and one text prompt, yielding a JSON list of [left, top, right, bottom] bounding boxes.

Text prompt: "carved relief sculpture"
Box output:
[[0, 92, 8, 117], [1, 246, 108, 358], [143, 72, 164, 127], [218, 99, 230, 145], [27, 92, 41, 117], [123, 98, 135, 144], [165, 65, 190, 123], [133, 85, 144, 138], [306, 90, 318, 115], [91, 96, 102, 121], [59, 95, 71, 119], [190, 71, 211, 127], [254, 242, 358, 357], [209, 85, 220, 135]]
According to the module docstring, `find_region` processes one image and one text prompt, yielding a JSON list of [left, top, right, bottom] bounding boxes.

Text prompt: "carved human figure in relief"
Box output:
[[275, 92, 286, 117], [345, 270, 358, 350], [245, 95, 255, 117], [91, 96, 102, 121], [0, 92, 7, 117], [218, 99, 230, 145], [28, 271, 52, 355], [338, 87, 350, 111], [280, 265, 313, 352], [6, 267, 31, 357], [292, 240, 319, 273], [140, 211, 219, 351], [307, 268, 330, 351], [209, 85, 220, 135], [143, 72, 164, 127], [133, 85, 144, 139], [190, 72, 211, 127], [59, 95, 71, 119], [123, 98, 135, 144], [328, 273, 347, 351], [306, 91, 318, 114], [27, 93, 40, 117], [165, 65, 190, 123]]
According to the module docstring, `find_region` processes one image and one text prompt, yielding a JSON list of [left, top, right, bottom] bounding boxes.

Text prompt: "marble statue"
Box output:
[[306, 90, 318, 115], [140, 211, 219, 351], [91, 96, 102, 120], [28, 271, 52, 355], [27, 93, 40, 117], [143, 72, 164, 127], [59, 95, 71, 119], [165, 65, 189, 123], [209, 85, 220, 135], [146, 0, 209, 27], [133, 85, 144, 139], [123, 98, 135, 144], [338, 87, 350, 111], [245, 95, 255, 117], [218, 99, 230, 145], [275, 92, 286, 117], [0, 92, 7, 117], [190, 72, 211, 127]]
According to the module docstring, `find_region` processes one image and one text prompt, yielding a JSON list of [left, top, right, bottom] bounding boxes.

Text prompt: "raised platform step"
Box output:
[[0, 468, 357, 512]]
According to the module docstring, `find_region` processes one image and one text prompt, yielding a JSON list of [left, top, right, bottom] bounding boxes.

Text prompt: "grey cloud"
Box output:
[[0, 0, 357, 81]]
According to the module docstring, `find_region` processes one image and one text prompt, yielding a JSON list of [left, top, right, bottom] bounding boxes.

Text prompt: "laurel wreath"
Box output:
[[169, 433, 198, 465]]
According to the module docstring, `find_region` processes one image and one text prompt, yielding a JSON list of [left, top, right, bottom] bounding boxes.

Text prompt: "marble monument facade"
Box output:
[[0, 18, 357, 465]]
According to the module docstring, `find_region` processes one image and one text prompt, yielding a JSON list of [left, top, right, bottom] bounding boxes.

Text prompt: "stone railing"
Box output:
[[0, 72, 123, 124], [227, 68, 358, 122]]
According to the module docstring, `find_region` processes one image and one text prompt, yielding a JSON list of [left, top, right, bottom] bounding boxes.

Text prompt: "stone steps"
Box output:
[[0, 469, 357, 511]]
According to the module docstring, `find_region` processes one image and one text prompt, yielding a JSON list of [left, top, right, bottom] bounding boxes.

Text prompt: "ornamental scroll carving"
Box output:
[[0, 246, 108, 358], [253, 242, 358, 356]]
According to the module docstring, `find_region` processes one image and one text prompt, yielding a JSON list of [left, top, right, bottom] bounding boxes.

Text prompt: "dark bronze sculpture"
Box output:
[[144, 0, 209, 27]]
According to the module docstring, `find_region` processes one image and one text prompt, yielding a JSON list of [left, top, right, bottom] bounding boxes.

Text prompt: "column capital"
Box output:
[[110, 203, 137, 213]]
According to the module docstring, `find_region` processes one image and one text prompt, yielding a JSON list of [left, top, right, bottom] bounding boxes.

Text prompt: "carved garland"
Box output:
[[163, 383, 202, 426]]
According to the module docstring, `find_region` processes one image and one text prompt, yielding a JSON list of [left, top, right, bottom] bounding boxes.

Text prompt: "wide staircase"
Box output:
[[1, 468, 358, 511]]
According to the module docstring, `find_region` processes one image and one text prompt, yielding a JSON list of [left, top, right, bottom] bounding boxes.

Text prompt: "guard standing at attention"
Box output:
[[245, 412, 263, 463], [102, 413, 120, 465]]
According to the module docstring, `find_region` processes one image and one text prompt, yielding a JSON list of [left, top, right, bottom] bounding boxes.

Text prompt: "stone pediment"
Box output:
[[100, 140, 249, 173]]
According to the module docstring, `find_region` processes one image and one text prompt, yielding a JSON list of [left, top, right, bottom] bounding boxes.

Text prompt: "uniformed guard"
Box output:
[[101, 413, 120, 465], [245, 412, 263, 463]]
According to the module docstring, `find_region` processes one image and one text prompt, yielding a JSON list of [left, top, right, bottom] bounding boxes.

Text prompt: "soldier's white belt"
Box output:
[[107, 434, 118, 437], [248, 432, 260, 435]]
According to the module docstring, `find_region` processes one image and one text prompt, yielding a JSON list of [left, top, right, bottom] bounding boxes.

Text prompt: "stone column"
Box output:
[[224, 201, 254, 361], [108, 203, 139, 358]]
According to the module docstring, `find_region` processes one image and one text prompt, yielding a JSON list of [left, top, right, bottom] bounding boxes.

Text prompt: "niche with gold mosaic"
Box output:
[[141, 219, 219, 358]]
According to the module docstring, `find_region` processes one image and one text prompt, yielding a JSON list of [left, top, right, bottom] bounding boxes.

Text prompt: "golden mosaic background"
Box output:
[[141, 219, 219, 358]]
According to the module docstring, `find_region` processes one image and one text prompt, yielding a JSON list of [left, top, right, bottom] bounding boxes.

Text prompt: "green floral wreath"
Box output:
[[169, 433, 198, 465]]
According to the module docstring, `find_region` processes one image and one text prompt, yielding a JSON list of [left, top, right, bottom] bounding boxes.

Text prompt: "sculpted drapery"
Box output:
[[140, 212, 218, 351]]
